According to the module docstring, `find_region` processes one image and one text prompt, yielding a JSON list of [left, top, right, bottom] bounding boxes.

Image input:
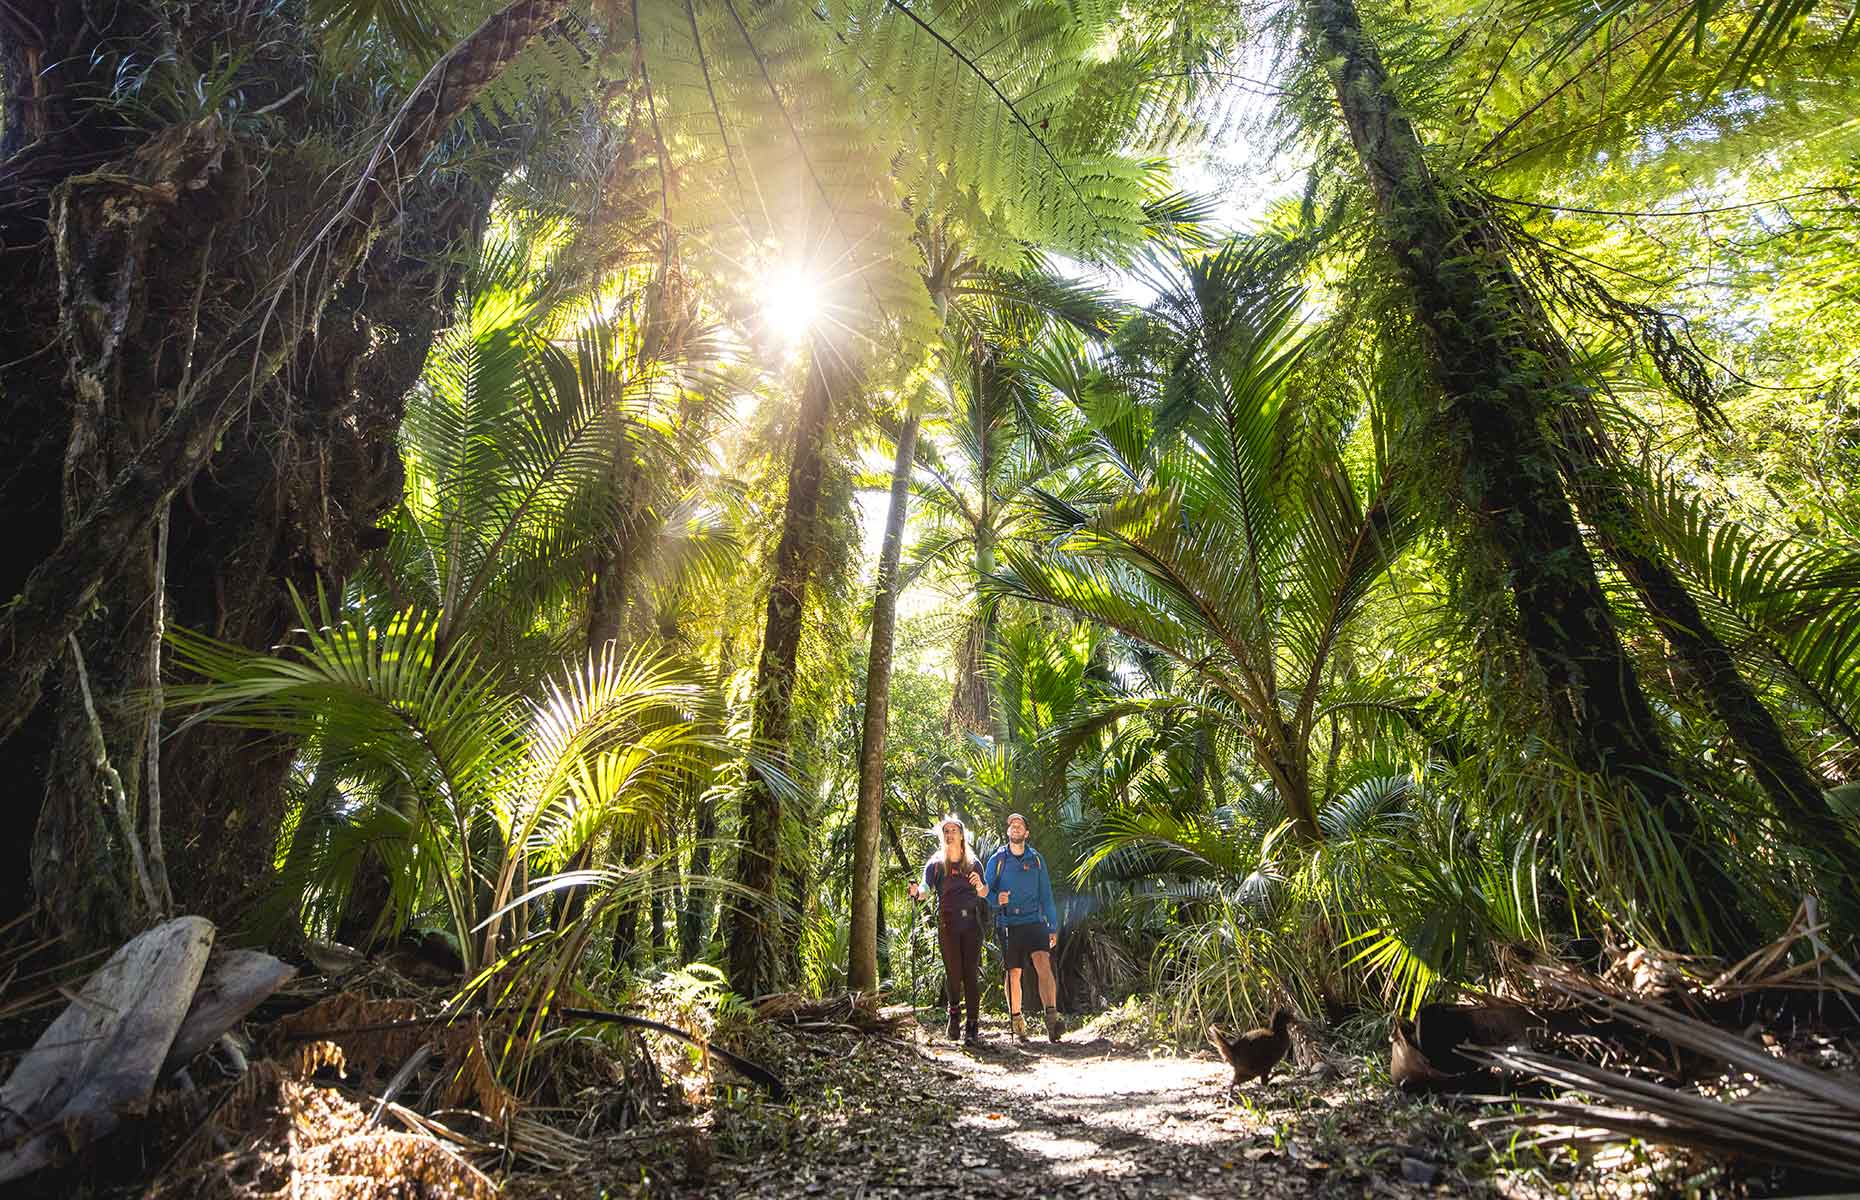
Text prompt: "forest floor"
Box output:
[[510, 1008, 1609, 1200]]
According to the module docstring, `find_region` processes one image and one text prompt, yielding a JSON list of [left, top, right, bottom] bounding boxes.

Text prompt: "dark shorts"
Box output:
[[1002, 922, 1050, 972]]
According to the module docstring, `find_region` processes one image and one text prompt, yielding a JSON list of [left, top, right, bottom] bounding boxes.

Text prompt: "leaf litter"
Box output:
[[508, 1010, 1587, 1199]]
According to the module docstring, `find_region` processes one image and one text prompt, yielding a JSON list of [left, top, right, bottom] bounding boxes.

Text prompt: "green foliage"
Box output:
[[1638, 473, 1860, 752], [1517, 0, 1860, 95], [149, 0, 1860, 1045], [170, 590, 725, 975], [992, 239, 1418, 834], [831, 0, 1166, 265]]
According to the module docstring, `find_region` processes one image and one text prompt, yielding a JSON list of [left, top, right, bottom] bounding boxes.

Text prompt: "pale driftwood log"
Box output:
[[0, 916, 213, 1183], [161, 948, 296, 1075]]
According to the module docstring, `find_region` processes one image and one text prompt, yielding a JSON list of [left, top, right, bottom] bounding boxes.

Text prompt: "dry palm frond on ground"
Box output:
[[1477, 923, 1860, 1181], [148, 1040, 501, 1200]]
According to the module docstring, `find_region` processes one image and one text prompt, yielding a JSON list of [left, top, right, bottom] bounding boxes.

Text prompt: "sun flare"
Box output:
[[759, 264, 823, 348]]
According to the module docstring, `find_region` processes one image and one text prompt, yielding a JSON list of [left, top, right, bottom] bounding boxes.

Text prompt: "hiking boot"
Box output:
[[1010, 1013, 1028, 1042], [1045, 1008, 1063, 1043], [964, 1021, 981, 1045], [946, 1011, 962, 1041]]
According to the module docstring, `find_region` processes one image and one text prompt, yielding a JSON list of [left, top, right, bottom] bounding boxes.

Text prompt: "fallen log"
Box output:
[[0, 918, 295, 1185], [277, 1003, 789, 1101], [163, 948, 298, 1075], [0, 916, 213, 1183]]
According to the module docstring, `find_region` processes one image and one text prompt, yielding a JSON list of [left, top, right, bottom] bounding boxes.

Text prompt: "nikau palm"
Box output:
[[994, 242, 1414, 841], [169, 596, 721, 976], [848, 257, 1131, 991]]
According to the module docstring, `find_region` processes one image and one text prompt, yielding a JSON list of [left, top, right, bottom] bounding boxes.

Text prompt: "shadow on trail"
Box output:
[[952, 1035, 1125, 1062], [908, 1018, 1515, 1199]]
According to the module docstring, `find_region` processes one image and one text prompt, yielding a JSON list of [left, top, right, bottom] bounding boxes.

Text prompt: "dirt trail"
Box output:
[[693, 1012, 1519, 1200], [926, 1020, 1250, 1193]]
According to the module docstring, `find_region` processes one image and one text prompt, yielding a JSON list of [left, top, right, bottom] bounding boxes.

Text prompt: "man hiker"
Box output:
[[984, 812, 1062, 1042]]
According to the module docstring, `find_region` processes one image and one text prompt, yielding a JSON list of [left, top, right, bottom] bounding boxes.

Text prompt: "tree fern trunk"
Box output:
[[849, 412, 919, 993], [725, 338, 842, 996], [1303, 0, 1750, 951]]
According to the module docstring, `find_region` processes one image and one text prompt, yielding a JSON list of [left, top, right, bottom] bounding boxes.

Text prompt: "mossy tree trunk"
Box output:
[[0, 0, 573, 950], [1303, 0, 1750, 951], [1556, 414, 1860, 917], [724, 338, 842, 997]]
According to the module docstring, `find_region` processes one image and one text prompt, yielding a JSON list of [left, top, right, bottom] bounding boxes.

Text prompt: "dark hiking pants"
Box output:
[[938, 920, 981, 1025]]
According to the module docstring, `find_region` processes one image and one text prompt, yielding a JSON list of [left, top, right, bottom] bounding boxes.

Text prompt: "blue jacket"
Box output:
[[984, 843, 1057, 933]]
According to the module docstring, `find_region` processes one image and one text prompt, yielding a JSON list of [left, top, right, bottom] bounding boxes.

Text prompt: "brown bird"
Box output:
[[1208, 1007, 1295, 1090], [1390, 1001, 1535, 1093], [1390, 1017, 1459, 1093], [381, 929, 464, 987]]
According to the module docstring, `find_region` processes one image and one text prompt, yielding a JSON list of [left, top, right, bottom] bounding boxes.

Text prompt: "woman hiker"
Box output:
[[907, 815, 989, 1044]]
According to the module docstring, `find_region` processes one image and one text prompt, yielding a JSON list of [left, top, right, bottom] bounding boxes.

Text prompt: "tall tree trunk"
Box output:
[[948, 610, 994, 736], [948, 354, 1008, 739], [848, 412, 920, 993], [649, 853, 667, 959], [949, 522, 1006, 738], [679, 788, 717, 963], [679, 627, 734, 964], [608, 830, 646, 970], [1303, 0, 1750, 951], [159, 174, 498, 939], [975, 522, 1008, 741], [724, 337, 843, 996], [0, 0, 572, 743]]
